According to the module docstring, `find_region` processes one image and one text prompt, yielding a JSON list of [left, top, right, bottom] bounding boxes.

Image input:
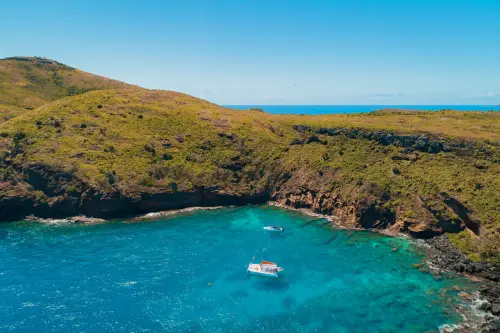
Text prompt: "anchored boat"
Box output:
[[247, 230, 284, 278], [248, 260, 283, 278], [263, 226, 284, 232]]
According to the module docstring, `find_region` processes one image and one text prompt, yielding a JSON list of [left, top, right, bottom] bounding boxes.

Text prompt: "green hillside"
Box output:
[[0, 58, 498, 263], [0, 56, 135, 112]]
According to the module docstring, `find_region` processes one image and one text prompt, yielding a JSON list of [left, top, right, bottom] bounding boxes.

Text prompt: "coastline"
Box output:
[[268, 201, 500, 332], [13, 203, 500, 331], [24, 206, 229, 225]]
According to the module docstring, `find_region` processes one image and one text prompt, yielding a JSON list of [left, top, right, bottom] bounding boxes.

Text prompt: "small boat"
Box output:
[[247, 260, 284, 278], [263, 226, 284, 232]]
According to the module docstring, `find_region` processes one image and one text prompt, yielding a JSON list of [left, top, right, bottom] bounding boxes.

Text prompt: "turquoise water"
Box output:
[[226, 105, 500, 114], [0, 206, 477, 332]]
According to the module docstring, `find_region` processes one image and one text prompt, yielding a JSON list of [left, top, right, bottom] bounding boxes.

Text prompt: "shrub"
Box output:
[[162, 153, 173, 161], [35, 120, 43, 126], [13, 131, 26, 142], [139, 176, 154, 187], [405, 210, 415, 218], [144, 144, 156, 155], [0, 132, 8, 138], [104, 145, 116, 153], [105, 171, 116, 185], [33, 190, 46, 201]]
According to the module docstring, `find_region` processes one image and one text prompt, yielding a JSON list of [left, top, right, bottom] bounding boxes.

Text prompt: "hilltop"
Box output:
[[0, 57, 498, 265], [0, 56, 135, 121]]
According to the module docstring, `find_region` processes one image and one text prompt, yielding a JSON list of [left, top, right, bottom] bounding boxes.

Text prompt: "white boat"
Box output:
[[247, 260, 284, 278], [263, 226, 284, 232]]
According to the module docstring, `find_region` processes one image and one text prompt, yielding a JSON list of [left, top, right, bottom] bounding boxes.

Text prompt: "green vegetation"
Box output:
[[0, 57, 135, 110], [0, 57, 498, 263]]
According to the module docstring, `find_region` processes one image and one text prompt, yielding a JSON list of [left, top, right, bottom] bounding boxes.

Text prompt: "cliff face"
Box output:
[[268, 167, 477, 238]]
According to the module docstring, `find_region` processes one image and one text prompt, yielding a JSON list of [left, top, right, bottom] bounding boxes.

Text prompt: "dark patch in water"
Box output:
[[252, 278, 289, 291], [233, 288, 249, 299], [281, 295, 296, 310], [0, 230, 8, 240]]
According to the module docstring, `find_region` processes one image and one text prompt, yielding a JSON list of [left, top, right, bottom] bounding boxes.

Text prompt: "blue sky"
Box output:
[[1, 0, 500, 105]]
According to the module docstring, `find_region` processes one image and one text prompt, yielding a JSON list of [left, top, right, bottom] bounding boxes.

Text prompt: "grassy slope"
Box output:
[[0, 57, 135, 110], [0, 58, 498, 263]]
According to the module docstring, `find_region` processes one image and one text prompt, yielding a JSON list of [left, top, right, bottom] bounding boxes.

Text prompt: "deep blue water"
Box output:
[[0, 206, 478, 332], [226, 105, 500, 115]]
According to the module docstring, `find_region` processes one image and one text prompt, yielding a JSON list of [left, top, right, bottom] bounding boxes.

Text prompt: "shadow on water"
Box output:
[[233, 288, 250, 300], [252, 277, 290, 291], [268, 232, 288, 240]]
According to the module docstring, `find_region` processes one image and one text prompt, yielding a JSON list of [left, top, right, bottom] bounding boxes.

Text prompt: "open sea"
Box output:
[[226, 105, 500, 115], [0, 206, 482, 332]]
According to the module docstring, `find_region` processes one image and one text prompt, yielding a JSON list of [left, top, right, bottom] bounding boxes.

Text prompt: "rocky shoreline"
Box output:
[[422, 236, 500, 332], [269, 201, 500, 332]]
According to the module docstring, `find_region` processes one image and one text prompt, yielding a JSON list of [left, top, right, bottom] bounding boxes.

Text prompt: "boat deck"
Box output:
[[247, 263, 279, 278]]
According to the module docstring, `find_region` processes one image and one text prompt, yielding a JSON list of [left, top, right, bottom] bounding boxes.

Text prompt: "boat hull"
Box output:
[[263, 227, 284, 232], [247, 263, 280, 278]]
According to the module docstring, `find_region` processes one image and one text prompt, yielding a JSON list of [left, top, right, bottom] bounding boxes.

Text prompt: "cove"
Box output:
[[0, 206, 478, 332]]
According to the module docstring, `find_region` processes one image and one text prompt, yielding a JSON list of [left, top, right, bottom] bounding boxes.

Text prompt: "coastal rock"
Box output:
[[290, 125, 496, 158], [491, 303, 500, 316]]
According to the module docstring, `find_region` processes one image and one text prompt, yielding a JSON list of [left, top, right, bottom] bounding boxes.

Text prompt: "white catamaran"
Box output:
[[247, 229, 284, 278], [248, 260, 283, 278]]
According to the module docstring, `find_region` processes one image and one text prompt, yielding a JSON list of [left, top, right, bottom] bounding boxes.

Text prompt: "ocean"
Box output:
[[0, 206, 481, 332], [225, 105, 500, 115]]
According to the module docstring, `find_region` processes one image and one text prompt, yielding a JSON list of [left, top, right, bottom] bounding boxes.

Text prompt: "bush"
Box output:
[[104, 145, 116, 153], [13, 131, 26, 142], [35, 120, 43, 126], [0, 132, 8, 138], [139, 176, 155, 187], [66, 185, 76, 193], [33, 190, 46, 201], [144, 144, 156, 155], [405, 210, 415, 218], [162, 153, 173, 161], [105, 171, 116, 185]]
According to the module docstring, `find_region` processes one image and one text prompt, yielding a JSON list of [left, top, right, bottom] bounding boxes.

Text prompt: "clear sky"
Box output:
[[1, 0, 500, 105]]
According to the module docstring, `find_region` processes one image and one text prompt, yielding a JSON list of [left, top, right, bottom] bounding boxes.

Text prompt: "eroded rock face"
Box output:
[[270, 168, 397, 231], [0, 161, 271, 221], [291, 125, 497, 157]]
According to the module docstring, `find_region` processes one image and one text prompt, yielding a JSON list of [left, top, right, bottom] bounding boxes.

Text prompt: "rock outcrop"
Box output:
[[292, 125, 499, 159]]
